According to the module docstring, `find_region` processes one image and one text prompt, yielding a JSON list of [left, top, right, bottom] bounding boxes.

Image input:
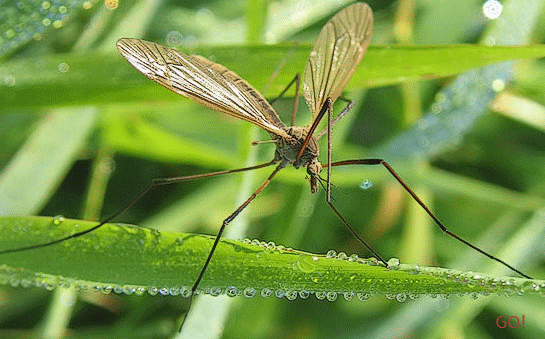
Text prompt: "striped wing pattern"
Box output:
[[303, 3, 373, 118], [116, 38, 289, 138]]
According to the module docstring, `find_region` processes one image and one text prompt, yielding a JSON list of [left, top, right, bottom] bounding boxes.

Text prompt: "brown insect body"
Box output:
[[273, 126, 321, 193]]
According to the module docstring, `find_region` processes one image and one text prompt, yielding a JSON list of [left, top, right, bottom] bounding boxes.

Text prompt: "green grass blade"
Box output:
[[0, 0, 92, 58], [0, 110, 97, 215], [3, 45, 545, 111], [0, 216, 542, 299]]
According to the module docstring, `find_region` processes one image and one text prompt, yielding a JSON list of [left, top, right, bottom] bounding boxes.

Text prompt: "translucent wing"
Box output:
[[303, 3, 373, 118], [116, 38, 289, 138]]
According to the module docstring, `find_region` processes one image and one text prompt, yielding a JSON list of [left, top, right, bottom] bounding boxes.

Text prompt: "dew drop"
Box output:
[[357, 293, 370, 301], [522, 281, 540, 293], [44, 282, 55, 291], [483, 0, 502, 19], [166, 30, 184, 46], [343, 291, 354, 301], [492, 79, 505, 93], [310, 272, 323, 283], [326, 292, 337, 301], [387, 257, 400, 269], [293, 255, 317, 273], [243, 287, 256, 298], [395, 293, 407, 302], [405, 264, 421, 275], [226, 286, 239, 297], [148, 286, 158, 296], [105, 0, 119, 10], [210, 287, 222, 297], [326, 250, 336, 258], [360, 179, 373, 190], [337, 252, 347, 260], [368, 257, 380, 266], [274, 289, 285, 299], [315, 291, 326, 300], [57, 62, 69, 73], [299, 290, 310, 299], [53, 20, 64, 29], [3, 75, 15, 87], [180, 286, 192, 298], [53, 215, 65, 225], [261, 288, 273, 298], [286, 290, 297, 300]]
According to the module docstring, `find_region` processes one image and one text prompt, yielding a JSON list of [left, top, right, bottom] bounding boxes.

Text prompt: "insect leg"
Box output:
[[295, 98, 331, 164], [321, 99, 388, 266], [315, 96, 355, 140], [328, 159, 533, 279], [269, 73, 301, 126], [179, 162, 285, 331], [0, 161, 277, 255]]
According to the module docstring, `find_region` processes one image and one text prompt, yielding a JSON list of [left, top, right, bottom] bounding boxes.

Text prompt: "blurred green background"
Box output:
[[1, 0, 545, 338]]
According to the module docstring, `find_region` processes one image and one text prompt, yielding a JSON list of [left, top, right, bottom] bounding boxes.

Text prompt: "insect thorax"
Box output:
[[274, 126, 322, 193], [274, 126, 318, 166]]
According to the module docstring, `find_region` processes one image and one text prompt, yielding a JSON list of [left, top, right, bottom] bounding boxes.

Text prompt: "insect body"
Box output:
[[115, 1, 373, 196]]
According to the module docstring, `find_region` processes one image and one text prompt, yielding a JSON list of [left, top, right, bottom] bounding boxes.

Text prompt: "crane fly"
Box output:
[[0, 2, 532, 332]]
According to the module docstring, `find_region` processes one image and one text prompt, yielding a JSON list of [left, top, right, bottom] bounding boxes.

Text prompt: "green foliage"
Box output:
[[3, 216, 542, 297], [1, 1, 545, 338]]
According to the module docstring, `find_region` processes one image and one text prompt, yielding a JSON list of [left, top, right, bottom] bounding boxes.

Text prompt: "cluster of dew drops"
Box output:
[[6, 218, 544, 304], [2, 0, 102, 86]]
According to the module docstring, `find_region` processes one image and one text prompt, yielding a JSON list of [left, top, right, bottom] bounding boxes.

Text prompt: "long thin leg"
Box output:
[[0, 161, 277, 255], [263, 43, 298, 96], [316, 97, 354, 140], [295, 98, 331, 164], [321, 99, 387, 266], [269, 73, 301, 126], [295, 96, 352, 164], [327, 158, 533, 279], [179, 163, 285, 331]]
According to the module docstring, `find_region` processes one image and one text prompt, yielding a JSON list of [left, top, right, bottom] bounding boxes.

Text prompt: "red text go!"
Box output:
[[496, 315, 526, 329]]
